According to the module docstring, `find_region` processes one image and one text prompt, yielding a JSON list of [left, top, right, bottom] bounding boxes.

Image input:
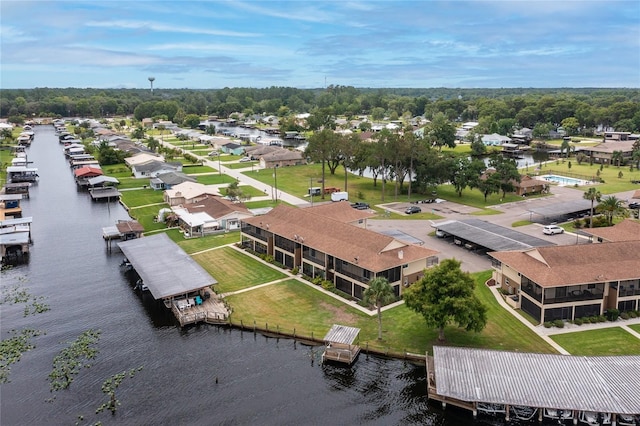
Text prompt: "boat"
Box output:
[[477, 402, 506, 415], [134, 279, 148, 292], [119, 257, 132, 271], [579, 411, 599, 426], [544, 408, 574, 421], [511, 405, 537, 421], [618, 414, 639, 426]]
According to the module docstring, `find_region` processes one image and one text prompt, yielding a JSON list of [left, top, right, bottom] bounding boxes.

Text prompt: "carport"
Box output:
[[432, 219, 554, 253], [526, 199, 592, 224]]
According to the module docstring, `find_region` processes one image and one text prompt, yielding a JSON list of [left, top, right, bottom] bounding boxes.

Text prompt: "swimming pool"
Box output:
[[540, 174, 588, 186]]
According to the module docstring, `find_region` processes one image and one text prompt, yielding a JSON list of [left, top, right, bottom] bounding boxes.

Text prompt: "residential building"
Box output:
[[513, 175, 549, 196], [259, 149, 305, 168], [131, 160, 182, 179], [150, 172, 196, 190], [576, 140, 635, 165], [481, 133, 511, 146], [172, 194, 253, 235], [163, 182, 219, 206], [125, 152, 165, 167], [581, 219, 640, 243], [240, 204, 439, 299], [489, 241, 640, 323]]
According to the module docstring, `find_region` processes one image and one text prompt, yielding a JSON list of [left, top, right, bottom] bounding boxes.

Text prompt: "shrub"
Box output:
[[597, 315, 607, 323], [543, 322, 553, 328], [553, 319, 565, 328], [620, 312, 630, 320], [312, 276, 323, 286], [605, 308, 620, 321], [321, 280, 335, 290], [588, 316, 599, 323], [291, 267, 299, 275], [573, 318, 583, 326], [629, 311, 638, 318]]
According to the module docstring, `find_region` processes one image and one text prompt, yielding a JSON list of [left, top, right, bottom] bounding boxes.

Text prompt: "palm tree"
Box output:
[[596, 195, 627, 226], [583, 188, 601, 228], [611, 150, 624, 168], [363, 277, 395, 340]]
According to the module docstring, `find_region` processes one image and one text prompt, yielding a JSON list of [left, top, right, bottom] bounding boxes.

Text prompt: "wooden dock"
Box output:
[[321, 324, 361, 365], [170, 296, 229, 327]]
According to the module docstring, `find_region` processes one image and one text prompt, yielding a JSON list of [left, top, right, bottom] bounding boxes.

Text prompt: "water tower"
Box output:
[[148, 77, 155, 94]]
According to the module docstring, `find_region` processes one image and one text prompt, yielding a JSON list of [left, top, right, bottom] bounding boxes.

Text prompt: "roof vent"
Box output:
[[398, 250, 404, 260]]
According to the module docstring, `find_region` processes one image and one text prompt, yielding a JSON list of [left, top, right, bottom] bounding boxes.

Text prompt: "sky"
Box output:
[[1, 1, 639, 89]]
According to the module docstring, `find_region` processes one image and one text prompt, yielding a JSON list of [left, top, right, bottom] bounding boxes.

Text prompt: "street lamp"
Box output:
[[273, 164, 279, 202], [309, 177, 313, 206]]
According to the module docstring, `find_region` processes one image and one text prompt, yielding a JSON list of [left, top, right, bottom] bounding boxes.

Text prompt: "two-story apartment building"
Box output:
[[240, 203, 439, 299], [489, 241, 640, 324]]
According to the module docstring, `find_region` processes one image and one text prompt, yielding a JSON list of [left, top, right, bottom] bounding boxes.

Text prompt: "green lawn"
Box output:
[[223, 269, 557, 355], [182, 165, 216, 174], [177, 232, 242, 254], [550, 328, 640, 356], [628, 324, 640, 334], [512, 220, 533, 227], [115, 177, 147, 189], [192, 247, 288, 293], [194, 174, 236, 185], [127, 205, 168, 231], [101, 164, 131, 177], [120, 188, 165, 208], [225, 162, 257, 170]]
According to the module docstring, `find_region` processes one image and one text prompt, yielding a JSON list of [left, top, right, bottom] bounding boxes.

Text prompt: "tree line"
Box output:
[[2, 87, 640, 133]]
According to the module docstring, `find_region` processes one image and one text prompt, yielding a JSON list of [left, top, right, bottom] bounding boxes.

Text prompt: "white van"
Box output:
[[331, 191, 349, 202]]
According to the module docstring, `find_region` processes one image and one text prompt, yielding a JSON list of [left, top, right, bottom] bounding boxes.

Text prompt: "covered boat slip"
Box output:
[[89, 187, 121, 201], [427, 346, 640, 422], [2, 182, 32, 198], [433, 219, 554, 252], [322, 324, 361, 365], [117, 233, 227, 326]]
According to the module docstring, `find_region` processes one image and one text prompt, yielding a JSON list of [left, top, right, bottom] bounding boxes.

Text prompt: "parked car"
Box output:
[[350, 202, 370, 210], [627, 202, 640, 209], [208, 151, 219, 156], [238, 157, 251, 162], [405, 206, 422, 215], [543, 225, 564, 235]]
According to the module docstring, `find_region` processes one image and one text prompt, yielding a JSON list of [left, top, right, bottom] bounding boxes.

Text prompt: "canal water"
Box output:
[[1, 125, 471, 425]]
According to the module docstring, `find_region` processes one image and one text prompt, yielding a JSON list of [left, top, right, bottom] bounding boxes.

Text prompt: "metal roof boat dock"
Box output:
[[89, 186, 121, 201], [6, 166, 39, 183], [0, 229, 30, 263], [2, 182, 32, 198], [427, 346, 640, 423], [322, 324, 361, 365], [102, 220, 144, 251], [117, 233, 228, 326]]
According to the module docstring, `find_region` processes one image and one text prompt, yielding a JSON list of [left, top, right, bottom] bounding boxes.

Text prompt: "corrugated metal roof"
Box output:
[[434, 219, 553, 251], [323, 324, 360, 344], [0, 231, 30, 245], [118, 233, 217, 300], [528, 199, 593, 218], [433, 346, 640, 414]]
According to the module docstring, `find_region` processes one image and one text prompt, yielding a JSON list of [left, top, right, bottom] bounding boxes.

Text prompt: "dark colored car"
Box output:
[[628, 202, 640, 209], [405, 206, 421, 215], [351, 202, 370, 210]]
